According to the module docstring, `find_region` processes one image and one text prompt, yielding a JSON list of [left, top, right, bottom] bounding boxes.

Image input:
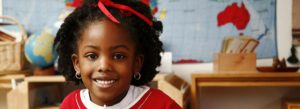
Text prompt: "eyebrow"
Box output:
[[83, 45, 99, 50], [110, 45, 130, 51], [83, 44, 130, 51]]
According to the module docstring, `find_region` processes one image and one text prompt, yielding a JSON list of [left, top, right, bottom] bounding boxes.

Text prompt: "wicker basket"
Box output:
[[0, 16, 27, 72]]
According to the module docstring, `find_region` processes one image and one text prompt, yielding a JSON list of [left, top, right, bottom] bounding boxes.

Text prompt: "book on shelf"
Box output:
[[0, 25, 22, 42], [0, 30, 16, 42]]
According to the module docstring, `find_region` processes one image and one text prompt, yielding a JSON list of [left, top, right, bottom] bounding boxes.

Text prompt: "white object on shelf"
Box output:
[[157, 52, 172, 73]]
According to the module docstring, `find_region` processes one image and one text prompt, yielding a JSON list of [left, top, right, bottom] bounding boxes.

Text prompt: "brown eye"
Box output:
[[113, 53, 125, 60], [85, 53, 98, 61]]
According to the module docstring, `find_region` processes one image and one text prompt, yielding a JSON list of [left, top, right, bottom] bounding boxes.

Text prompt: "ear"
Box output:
[[71, 54, 80, 74], [134, 54, 144, 73]]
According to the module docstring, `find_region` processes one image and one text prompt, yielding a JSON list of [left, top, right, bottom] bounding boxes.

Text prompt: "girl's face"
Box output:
[[72, 20, 143, 106]]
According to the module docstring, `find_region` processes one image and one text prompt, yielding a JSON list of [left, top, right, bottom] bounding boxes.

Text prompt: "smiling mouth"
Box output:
[[94, 79, 116, 88]]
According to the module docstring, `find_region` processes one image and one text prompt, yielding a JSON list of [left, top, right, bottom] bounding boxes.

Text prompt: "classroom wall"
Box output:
[[172, 0, 293, 85], [170, 1, 297, 109]]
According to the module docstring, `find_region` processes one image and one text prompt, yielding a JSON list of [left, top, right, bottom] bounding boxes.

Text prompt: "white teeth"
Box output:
[[94, 79, 116, 88], [95, 80, 115, 85]]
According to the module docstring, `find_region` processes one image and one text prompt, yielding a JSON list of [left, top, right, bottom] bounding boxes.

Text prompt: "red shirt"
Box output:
[[60, 88, 182, 109]]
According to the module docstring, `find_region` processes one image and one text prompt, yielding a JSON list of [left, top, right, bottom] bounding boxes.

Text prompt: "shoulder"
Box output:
[[147, 88, 171, 99], [60, 89, 85, 109], [148, 88, 182, 108], [131, 88, 182, 109], [148, 88, 169, 96]]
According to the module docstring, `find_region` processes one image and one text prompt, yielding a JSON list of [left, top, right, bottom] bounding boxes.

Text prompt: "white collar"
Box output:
[[80, 85, 150, 109]]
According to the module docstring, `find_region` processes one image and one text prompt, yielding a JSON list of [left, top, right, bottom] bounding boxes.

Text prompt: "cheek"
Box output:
[[78, 59, 94, 75], [117, 62, 135, 77], [79, 62, 94, 86]]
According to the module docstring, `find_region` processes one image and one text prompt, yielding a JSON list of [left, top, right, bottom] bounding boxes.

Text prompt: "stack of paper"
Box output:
[[221, 36, 259, 53]]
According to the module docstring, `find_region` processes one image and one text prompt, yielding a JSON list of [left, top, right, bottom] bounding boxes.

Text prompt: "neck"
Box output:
[[89, 88, 129, 106]]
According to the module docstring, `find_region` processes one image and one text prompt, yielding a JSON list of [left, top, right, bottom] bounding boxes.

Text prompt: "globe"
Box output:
[[24, 31, 57, 68]]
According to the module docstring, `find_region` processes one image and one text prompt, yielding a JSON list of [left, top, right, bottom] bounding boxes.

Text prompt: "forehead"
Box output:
[[78, 20, 136, 49]]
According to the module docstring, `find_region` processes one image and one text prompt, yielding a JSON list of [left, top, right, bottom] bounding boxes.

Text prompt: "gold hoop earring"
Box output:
[[75, 72, 81, 79], [134, 72, 141, 80]]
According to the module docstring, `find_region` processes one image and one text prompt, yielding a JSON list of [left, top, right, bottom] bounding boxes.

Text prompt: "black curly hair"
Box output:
[[54, 0, 163, 86]]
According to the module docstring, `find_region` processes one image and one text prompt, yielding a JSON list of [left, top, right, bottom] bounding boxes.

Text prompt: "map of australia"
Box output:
[[217, 2, 250, 31]]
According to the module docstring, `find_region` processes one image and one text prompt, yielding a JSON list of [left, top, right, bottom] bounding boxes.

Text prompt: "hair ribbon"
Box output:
[[98, 0, 153, 26]]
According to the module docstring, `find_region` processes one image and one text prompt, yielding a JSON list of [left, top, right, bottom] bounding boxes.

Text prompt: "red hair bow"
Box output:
[[98, 0, 153, 26]]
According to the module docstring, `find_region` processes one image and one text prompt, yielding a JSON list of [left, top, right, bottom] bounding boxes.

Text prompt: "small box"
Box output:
[[156, 74, 190, 108], [213, 53, 257, 73]]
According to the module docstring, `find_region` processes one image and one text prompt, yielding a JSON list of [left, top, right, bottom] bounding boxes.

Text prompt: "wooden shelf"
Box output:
[[198, 81, 300, 87], [0, 74, 25, 89], [192, 72, 300, 78], [0, 70, 31, 75], [191, 72, 300, 109], [0, 74, 25, 80], [25, 75, 65, 83]]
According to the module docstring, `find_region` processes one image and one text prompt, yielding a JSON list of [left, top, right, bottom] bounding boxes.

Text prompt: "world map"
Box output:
[[2, 0, 277, 63], [155, 0, 277, 63]]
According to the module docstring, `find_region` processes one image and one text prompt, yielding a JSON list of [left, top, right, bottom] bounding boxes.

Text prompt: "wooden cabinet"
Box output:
[[191, 73, 300, 109], [5, 73, 184, 109], [0, 74, 26, 109], [6, 75, 88, 109], [7, 76, 67, 109]]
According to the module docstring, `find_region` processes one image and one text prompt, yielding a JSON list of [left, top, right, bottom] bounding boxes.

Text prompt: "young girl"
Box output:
[[55, 0, 182, 108]]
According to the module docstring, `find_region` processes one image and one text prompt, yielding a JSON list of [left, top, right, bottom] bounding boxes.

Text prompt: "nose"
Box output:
[[97, 56, 112, 72]]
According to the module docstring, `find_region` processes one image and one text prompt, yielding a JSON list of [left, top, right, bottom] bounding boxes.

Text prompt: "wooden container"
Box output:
[[213, 53, 257, 73], [0, 16, 27, 73], [157, 74, 190, 108]]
